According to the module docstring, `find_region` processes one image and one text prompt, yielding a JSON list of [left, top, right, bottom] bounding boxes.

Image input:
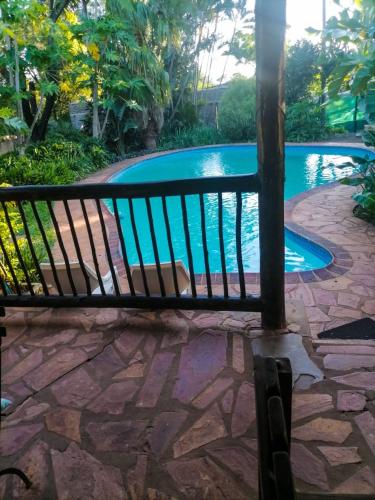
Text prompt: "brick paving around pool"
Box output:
[[1, 146, 375, 498]]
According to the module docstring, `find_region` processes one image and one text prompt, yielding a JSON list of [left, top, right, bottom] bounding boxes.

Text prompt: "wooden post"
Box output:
[[256, 0, 286, 329]]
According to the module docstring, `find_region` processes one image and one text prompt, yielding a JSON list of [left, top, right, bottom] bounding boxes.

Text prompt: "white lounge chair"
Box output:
[[130, 260, 190, 296], [40, 261, 121, 295]]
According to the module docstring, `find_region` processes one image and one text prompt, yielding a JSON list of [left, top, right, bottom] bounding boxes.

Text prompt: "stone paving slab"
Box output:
[[1, 304, 375, 499]]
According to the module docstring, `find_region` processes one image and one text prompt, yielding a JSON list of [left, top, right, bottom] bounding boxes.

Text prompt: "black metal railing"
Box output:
[[0, 174, 264, 312], [254, 356, 371, 500], [254, 355, 295, 500]]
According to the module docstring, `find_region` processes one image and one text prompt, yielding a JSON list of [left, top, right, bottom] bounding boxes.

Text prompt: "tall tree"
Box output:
[[1, 0, 78, 142], [284, 40, 319, 105]]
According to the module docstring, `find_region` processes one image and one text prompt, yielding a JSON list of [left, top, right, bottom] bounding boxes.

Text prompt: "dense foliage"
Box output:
[[0, 189, 26, 289], [158, 125, 225, 150], [335, 154, 375, 224], [0, 0, 250, 152], [285, 40, 320, 106], [320, 0, 375, 224], [0, 133, 113, 186], [215, 73, 333, 143], [325, 0, 375, 98], [218, 76, 256, 142], [0, 184, 53, 290], [285, 102, 330, 142], [216, 39, 341, 144]]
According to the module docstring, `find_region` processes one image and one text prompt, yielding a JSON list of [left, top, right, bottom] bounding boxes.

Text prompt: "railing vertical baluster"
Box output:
[[46, 201, 77, 296], [145, 197, 166, 297], [199, 193, 212, 298], [17, 201, 49, 296], [218, 193, 229, 298], [1, 201, 34, 295], [80, 199, 106, 296], [30, 201, 63, 296], [161, 196, 179, 297], [0, 233, 21, 295], [181, 195, 196, 297], [0, 274, 7, 297], [128, 198, 149, 296], [0, 250, 8, 296], [95, 199, 120, 296], [112, 199, 135, 296], [236, 192, 246, 299], [63, 200, 92, 296]]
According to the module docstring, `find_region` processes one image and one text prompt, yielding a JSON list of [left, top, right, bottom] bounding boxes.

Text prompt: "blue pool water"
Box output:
[[108, 145, 372, 273]]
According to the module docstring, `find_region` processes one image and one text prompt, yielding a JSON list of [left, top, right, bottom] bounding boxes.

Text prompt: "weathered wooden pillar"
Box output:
[[256, 0, 286, 329]]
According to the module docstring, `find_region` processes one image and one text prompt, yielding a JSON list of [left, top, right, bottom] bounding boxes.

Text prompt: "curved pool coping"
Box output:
[[95, 142, 373, 285]]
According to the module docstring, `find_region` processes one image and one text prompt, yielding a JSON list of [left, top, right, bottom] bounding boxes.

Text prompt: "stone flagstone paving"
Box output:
[[1, 304, 375, 499], [1, 159, 375, 498]]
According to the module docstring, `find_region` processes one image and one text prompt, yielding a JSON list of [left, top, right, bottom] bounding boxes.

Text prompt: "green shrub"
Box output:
[[217, 77, 256, 142], [0, 189, 25, 290], [340, 156, 375, 224], [363, 127, 375, 148], [158, 125, 225, 150], [0, 185, 52, 291], [0, 136, 113, 186], [0, 155, 76, 185], [166, 101, 199, 131], [0, 107, 28, 137], [0, 127, 113, 291], [285, 101, 331, 142]]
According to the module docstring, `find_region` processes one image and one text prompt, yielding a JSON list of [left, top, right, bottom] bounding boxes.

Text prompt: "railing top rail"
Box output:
[[0, 173, 260, 201]]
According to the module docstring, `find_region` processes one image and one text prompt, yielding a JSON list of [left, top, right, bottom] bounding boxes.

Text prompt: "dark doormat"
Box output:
[[318, 317, 375, 340]]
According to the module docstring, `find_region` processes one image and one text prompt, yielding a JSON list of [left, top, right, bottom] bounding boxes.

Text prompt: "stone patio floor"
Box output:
[[1, 151, 375, 499]]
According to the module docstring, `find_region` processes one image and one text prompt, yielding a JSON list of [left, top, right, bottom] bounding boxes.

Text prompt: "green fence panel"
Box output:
[[326, 93, 365, 132]]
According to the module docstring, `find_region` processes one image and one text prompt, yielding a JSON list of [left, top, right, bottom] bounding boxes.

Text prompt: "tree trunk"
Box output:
[[144, 132, 157, 150], [28, 82, 38, 115], [99, 107, 110, 140], [193, 24, 204, 105], [118, 131, 126, 157], [320, 0, 327, 126], [5, 35, 15, 88], [26, 93, 44, 146], [92, 78, 100, 138], [167, 70, 192, 125], [22, 98, 34, 128], [13, 39, 24, 121], [219, 19, 238, 86], [144, 117, 158, 150], [82, 0, 88, 17], [202, 15, 219, 92], [30, 93, 57, 142]]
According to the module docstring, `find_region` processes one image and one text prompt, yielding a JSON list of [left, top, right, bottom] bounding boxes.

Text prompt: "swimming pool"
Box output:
[[107, 145, 372, 273]]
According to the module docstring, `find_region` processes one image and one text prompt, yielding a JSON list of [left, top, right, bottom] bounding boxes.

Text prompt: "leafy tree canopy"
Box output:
[[324, 0, 375, 97], [285, 40, 320, 105], [218, 75, 256, 141]]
